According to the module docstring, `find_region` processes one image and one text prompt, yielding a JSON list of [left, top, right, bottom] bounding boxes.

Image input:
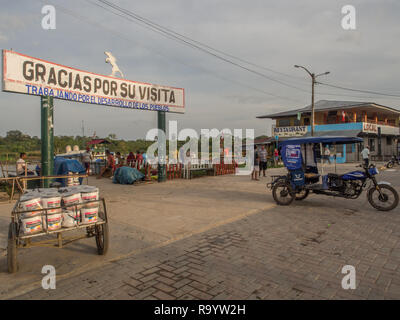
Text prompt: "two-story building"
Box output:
[[257, 100, 400, 163]]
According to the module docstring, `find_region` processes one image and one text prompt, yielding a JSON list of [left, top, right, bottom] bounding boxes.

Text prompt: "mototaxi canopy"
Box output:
[[278, 136, 363, 171]]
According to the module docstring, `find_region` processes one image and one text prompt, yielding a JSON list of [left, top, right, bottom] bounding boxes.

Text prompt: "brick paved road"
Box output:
[[14, 175, 400, 299]]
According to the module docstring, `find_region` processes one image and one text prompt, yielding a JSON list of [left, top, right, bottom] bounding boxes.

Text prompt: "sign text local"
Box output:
[[273, 126, 307, 137], [2, 50, 185, 113], [362, 122, 377, 133]]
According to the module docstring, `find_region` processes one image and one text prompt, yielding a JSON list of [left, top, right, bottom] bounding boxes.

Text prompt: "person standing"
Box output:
[[142, 150, 147, 165], [81, 147, 92, 175], [252, 145, 260, 181], [136, 151, 143, 169], [361, 145, 370, 167], [115, 152, 124, 167], [259, 145, 268, 177], [274, 148, 279, 166], [324, 146, 331, 164], [127, 151, 135, 167]]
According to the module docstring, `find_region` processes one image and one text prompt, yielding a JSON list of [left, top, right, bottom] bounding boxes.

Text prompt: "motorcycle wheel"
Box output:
[[295, 189, 310, 201], [367, 184, 399, 211], [272, 181, 295, 206], [386, 161, 394, 169]]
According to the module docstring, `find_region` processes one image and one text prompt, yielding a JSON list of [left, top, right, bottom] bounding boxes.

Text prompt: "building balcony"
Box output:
[[272, 122, 400, 138]]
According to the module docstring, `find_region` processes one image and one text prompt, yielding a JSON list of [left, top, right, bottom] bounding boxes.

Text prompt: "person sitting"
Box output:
[[16, 153, 35, 176], [127, 151, 135, 167], [97, 150, 115, 179]]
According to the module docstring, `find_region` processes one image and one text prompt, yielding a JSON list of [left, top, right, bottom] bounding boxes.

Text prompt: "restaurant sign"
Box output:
[[273, 126, 307, 137], [2, 50, 185, 113]]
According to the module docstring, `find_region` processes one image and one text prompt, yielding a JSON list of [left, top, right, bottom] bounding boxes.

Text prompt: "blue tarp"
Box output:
[[54, 157, 86, 186], [113, 166, 145, 185], [279, 136, 363, 148]]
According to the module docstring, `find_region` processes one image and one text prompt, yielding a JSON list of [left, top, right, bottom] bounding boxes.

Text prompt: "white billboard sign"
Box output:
[[2, 50, 185, 113], [273, 125, 307, 137]]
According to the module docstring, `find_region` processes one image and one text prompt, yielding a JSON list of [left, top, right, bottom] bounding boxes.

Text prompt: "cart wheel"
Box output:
[[95, 223, 109, 255], [7, 222, 18, 274]]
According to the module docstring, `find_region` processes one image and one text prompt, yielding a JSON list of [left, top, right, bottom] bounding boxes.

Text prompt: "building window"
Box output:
[[327, 111, 337, 124], [346, 143, 354, 154], [278, 119, 290, 127], [334, 145, 344, 158], [369, 138, 376, 152], [387, 137, 392, 145], [294, 119, 301, 126], [303, 118, 310, 126]]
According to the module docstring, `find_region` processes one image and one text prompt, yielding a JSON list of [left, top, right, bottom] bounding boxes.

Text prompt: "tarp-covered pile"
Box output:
[[113, 166, 145, 185], [54, 157, 86, 186]]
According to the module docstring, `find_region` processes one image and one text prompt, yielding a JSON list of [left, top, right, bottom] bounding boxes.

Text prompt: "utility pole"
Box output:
[[311, 73, 315, 137], [157, 111, 166, 182], [294, 65, 330, 136]]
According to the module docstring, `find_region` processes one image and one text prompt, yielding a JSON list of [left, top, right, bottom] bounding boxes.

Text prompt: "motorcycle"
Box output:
[[385, 155, 400, 169], [268, 136, 399, 212]]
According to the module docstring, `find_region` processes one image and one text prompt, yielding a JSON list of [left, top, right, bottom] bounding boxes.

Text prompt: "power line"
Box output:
[[33, 0, 304, 104], [94, 1, 400, 102], [318, 81, 400, 99], [93, 0, 312, 94], [94, 0, 308, 84], [34, 0, 400, 104]]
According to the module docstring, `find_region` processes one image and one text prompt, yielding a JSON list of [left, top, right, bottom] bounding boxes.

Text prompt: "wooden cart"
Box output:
[[7, 198, 109, 273]]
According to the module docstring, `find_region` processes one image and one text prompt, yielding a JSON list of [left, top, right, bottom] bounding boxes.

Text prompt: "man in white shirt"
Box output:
[[81, 147, 92, 174], [324, 146, 331, 164], [16, 152, 34, 176], [361, 145, 370, 167]]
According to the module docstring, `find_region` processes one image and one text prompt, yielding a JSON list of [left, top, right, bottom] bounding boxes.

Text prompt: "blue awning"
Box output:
[[278, 136, 363, 147]]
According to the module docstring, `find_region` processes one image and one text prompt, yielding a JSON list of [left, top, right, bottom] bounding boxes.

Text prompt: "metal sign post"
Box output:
[[157, 111, 166, 182], [41, 95, 54, 187]]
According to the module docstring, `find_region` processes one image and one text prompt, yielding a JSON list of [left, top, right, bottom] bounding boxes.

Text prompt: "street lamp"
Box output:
[[294, 65, 330, 136]]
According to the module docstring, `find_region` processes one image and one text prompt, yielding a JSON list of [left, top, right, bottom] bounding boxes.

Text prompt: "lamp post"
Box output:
[[294, 65, 330, 136]]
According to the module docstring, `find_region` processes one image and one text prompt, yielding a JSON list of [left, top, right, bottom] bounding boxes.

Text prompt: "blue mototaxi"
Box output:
[[268, 136, 399, 211]]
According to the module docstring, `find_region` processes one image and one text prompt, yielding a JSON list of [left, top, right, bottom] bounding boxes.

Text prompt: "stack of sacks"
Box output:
[[18, 192, 43, 235], [17, 186, 101, 234]]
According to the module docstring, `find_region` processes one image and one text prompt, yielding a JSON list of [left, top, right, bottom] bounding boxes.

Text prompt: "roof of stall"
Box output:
[[87, 139, 111, 145]]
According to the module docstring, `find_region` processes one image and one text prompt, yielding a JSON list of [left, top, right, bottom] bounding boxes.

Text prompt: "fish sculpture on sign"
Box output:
[[104, 51, 124, 78]]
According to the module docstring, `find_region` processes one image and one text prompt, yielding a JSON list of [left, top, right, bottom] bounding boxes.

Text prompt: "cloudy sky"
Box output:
[[1, 0, 400, 139]]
